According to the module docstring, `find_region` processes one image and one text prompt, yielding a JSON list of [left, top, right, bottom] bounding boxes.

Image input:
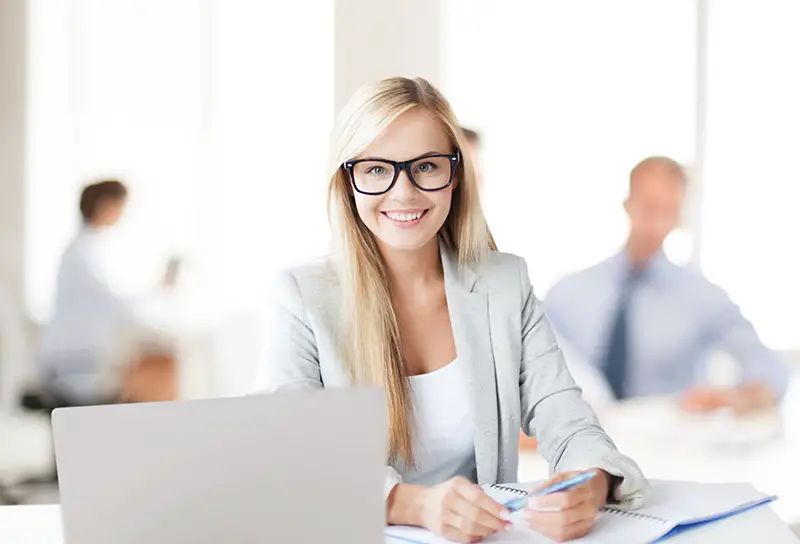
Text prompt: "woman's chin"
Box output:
[[375, 231, 438, 254]]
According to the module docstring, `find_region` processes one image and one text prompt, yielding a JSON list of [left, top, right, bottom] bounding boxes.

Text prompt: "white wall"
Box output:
[[334, 0, 444, 112], [0, 0, 28, 410], [0, 0, 26, 310], [441, 0, 698, 293], [700, 0, 800, 350]]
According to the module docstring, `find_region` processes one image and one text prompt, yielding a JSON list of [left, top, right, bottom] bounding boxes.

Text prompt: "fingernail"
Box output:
[[499, 509, 512, 522]]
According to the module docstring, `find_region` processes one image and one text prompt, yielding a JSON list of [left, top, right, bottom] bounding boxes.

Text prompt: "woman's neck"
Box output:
[[380, 238, 443, 291]]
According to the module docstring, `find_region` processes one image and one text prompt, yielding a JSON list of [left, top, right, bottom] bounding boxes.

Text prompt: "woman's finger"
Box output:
[[523, 499, 598, 529], [533, 471, 584, 491], [450, 493, 509, 535], [534, 518, 595, 543], [442, 508, 494, 541], [456, 481, 510, 520], [529, 484, 593, 511]]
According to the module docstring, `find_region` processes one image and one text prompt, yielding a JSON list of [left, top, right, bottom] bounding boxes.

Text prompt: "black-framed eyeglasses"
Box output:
[[342, 151, 460, 196]]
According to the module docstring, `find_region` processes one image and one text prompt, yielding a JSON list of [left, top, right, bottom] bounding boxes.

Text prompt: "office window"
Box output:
[[210, 1, 333, 313], [26, 0, 333, 320], [442, 0, 697, 293], [26, 0, 211, 320], [701, 0, 800, 350]]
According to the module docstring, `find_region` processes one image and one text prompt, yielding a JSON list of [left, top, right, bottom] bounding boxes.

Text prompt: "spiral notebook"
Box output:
[[385, 480, 777, 543]]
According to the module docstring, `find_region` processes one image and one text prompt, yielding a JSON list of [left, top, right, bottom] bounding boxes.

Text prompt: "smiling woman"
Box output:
[[257, 76, 648, 543], [343, 108, 462, 252]]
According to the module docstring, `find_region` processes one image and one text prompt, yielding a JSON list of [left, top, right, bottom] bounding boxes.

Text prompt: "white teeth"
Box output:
[[386, 211, 423, 222]]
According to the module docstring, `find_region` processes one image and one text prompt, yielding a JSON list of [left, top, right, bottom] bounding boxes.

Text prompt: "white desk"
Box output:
[[519, 391, 800, 526], [1, 504, 797, 544]]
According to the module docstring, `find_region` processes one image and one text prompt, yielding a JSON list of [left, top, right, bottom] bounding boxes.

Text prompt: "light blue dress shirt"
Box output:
[[544, 250, 788, 399]]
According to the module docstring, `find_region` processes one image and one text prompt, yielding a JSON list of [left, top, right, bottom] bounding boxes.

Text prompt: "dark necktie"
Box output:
[[602, 269, 643, 399]]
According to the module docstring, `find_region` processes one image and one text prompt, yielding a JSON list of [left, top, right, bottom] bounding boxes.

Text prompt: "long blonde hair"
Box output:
[[327, 77, 496, 465]]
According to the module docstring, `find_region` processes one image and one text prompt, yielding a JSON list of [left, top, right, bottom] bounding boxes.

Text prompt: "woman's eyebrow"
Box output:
[[357, 150, 448, 162]]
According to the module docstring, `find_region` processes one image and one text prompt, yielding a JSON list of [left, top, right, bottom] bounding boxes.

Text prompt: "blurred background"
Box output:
[[1, 0, 798, 532]]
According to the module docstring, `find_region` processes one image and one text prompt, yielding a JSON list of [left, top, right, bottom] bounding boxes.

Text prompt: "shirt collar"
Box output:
[[612, 248, 671, 285]]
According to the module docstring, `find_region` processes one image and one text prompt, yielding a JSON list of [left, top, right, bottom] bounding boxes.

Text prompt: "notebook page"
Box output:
[[388, 515, 671, 544], [487, 483, 672, 542], [387, 482, 673, 544], [484, 483, 536, 503], [489, 509, 672, 544], [612, 480, 774, 525], [388, 479, 776, 543], [385, 524, 445, 543]]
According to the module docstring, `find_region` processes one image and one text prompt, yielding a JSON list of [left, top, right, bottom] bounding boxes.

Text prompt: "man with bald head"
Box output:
[[545, 156, 787, 413]]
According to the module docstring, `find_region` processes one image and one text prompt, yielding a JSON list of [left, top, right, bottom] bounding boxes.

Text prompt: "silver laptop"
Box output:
[[52, 387, 386, 544]]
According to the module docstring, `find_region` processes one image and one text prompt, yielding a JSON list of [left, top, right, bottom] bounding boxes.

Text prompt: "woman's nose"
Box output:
[[388, 169, 418, 201]]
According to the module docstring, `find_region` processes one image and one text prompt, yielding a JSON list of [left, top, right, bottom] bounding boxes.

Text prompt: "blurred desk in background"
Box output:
[[129, 291, 263, 401], [519, 375, 800, 525]]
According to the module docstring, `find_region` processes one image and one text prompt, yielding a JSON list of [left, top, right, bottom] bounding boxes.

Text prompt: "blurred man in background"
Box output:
[[545, 156, 787, 413], [35, 180, 177, 408]]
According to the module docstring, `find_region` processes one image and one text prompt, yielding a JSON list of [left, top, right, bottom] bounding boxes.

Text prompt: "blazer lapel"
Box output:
[[441, 247, 499, 484]]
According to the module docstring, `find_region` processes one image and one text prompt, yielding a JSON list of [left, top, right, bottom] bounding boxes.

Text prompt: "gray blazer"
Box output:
[[257, 247, 649, 508]]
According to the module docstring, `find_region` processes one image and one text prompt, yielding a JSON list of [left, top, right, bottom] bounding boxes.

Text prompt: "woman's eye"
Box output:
[[415, 162, 436, 173], [366, 166, 386, 175]]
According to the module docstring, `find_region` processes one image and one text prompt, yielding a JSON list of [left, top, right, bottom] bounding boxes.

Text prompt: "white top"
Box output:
[[395, 358, 477, 485], [36, 228, 170, 401]]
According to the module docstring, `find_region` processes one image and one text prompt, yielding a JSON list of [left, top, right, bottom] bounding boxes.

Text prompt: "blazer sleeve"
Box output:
[[516, 257, 649, 509], [255, 269, 403, 498], [255, 270, 322, 392]]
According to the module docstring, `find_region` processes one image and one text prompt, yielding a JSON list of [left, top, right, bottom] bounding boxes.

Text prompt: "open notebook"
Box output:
[[386, 480, 777, 543]]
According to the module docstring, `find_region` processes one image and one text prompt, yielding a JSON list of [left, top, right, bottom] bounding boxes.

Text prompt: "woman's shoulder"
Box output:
[[271, 257, 340, 312], [484, 250, 525, 269], [478, 250, 528, 282], [278, 256, 337, 285], [467, 250, 531, 298]]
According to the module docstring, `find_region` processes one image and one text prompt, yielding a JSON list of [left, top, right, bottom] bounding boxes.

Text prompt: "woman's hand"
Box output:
[[387, 476, 511, 543], [387, 477, 510, 542], [522, 470, 611, 542], [419, 476, 511, 542], [681, 384, 776, 414]]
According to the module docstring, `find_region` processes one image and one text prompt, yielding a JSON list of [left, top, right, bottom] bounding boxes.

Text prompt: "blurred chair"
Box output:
[[0, 282, 55, 504], [0, 411, 53, 505]]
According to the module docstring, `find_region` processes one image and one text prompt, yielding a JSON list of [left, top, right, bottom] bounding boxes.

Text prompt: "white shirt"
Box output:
[[395, 358, 477, 485], [37, 227, 159, 401]]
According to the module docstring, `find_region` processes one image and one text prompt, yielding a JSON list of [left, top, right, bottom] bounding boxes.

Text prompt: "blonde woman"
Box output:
[[259, 77, 648, 542]]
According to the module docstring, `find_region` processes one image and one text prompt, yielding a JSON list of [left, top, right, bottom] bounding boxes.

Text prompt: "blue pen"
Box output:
[[503, 471, 597, 513]]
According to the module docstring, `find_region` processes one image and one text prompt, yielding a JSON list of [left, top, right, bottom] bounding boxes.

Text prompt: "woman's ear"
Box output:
[[451, 169, 460, 190]]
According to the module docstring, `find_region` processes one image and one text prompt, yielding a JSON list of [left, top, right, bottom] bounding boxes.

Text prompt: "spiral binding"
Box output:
[[489, 484, 528, 496], [602, 507, 666, 523]]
